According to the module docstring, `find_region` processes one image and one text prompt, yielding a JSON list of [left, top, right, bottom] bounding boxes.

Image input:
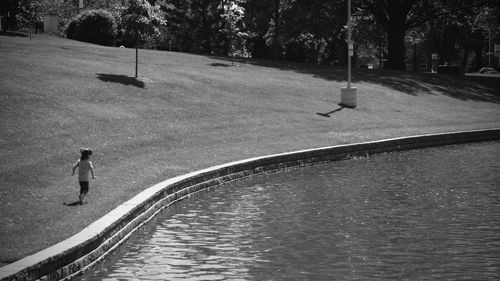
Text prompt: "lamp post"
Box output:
[[340, 0, 357, 108]]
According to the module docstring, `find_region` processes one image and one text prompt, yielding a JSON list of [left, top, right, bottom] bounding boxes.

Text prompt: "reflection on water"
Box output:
[[79, 142, 500, 280]]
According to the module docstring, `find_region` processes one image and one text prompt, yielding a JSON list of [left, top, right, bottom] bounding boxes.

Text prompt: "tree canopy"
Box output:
[[6, 0, 500, 70], [220, 0, 248, 64], [121, 0, 165, 78], [122, 0, 165, 44]]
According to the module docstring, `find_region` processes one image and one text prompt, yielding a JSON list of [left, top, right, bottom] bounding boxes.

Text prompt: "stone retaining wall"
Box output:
[[1, 129, 499, 281]]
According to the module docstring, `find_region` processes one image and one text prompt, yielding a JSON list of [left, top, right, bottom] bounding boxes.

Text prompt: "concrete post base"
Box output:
[[340, 87, 357, 108]]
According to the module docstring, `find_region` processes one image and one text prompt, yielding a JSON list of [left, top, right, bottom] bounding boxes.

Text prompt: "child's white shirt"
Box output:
[[76, 159, 93, 181]]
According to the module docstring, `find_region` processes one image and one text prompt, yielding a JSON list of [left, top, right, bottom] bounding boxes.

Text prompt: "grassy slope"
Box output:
[[0, 34, 499, 265]]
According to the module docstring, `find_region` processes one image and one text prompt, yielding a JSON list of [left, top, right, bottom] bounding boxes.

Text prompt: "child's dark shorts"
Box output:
[[79, 181, 89, 194]]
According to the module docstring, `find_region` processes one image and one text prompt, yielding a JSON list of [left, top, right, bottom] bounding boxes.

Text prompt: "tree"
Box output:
[[157, 0, 190, 52], [263, 0, 295, 60], [154, 0, 347, 64], [280, 0, 345, 64], [155, 0, 222, 54], [0, 0, 18, 31], [353, 11, 387, 68], [358, 0, 499, 70], [16, 0, 44, 37], [358, 0, 429, 70], [424, 1, 500, 71], [66, 9, 116, 46], [121, 0, 165, 78], [220, 0, 248, 65]]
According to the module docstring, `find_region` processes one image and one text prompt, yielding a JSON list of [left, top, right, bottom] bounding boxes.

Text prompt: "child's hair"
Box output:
[[80, 147, 92, 160]]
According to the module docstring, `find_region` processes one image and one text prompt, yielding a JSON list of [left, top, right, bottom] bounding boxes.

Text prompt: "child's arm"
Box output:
[[90, 162, 96, 179], [72, 160, 79, 176]]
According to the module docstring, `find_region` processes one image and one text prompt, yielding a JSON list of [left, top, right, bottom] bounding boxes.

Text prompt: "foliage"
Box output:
[[121, 0, 165, 46], [399, 0, 500, 72], [66, 9, 116, 46], [3, 0, 499, 70], [15, 0, 44, 32], [220, 0, 248, 60], [157, 0, 223, 54], [357, 0, 500, 70], [260, 0, 345, 64], [120, 0, 165, 78]]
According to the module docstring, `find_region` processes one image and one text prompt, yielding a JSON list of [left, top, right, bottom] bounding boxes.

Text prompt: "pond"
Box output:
[[77, 141, 500, 280]]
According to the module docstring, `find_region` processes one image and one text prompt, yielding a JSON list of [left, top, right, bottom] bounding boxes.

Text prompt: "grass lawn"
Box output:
[[0, 33, 499, 266]]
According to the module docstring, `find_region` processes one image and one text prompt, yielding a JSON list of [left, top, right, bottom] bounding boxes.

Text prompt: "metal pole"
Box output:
[[347, 0, 351, 88], [489, 29, 491, 67], [339, 0, 357, 108], [135, 46, 138, 78]]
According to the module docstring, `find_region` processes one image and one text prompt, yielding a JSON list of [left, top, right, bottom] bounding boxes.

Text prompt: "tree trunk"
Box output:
[[413, 43, 417, 71], [371, 1, 410, 70], [272, 0, 281, 60], [473, 48, 483, 72], [135, 34, 139, 78], [202, 0, 211, 54], [385, 24, 406, 70], [230, 34, 234, 66], [461, 49, 469, 72], [379, 40, 383, 69]]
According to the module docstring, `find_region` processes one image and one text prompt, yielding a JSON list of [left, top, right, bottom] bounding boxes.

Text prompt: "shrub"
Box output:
[[66, 9, 116, 46], [437, 65, 463, 75]]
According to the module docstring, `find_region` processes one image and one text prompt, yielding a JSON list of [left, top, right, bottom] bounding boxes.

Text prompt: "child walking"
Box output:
[[72, 148, 97, 204]]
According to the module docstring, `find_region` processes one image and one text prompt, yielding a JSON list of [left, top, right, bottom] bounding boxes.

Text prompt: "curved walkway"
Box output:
[[1, 129, 499, 281]]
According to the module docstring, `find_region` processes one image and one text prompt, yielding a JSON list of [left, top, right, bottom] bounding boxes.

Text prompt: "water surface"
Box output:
[[79, 142, 500, 280]]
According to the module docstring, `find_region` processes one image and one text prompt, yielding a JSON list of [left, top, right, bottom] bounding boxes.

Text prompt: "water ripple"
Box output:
[[79, 142, 500, 280]]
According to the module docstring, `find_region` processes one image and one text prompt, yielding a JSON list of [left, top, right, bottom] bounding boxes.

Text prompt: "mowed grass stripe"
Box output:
[[0, 34, 499, 266]]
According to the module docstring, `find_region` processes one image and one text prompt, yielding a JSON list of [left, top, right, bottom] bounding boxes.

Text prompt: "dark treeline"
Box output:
[[3, 0, 499, 70], [162, 0, 356, 67], [156, 0, 348, 65], [154, 0, 500, 71]]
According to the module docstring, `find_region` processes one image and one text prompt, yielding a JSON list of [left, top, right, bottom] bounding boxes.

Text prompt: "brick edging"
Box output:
[[1, 128, 499, 281]]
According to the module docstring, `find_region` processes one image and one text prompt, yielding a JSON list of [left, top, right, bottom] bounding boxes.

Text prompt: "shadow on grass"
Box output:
[[63, 201, 83, 207], [0, 31, 28, 37], [210, 62, 232, 67], [317, 106, 345, 117], [97, 73, 145, 88], [209, 56, 500, 104]]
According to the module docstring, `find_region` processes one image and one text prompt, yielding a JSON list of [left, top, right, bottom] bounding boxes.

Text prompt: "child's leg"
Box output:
[[79, 181, 89, 204]]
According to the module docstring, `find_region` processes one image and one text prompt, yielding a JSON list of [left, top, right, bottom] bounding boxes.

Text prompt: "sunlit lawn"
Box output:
[[0, 33, 499, 265]]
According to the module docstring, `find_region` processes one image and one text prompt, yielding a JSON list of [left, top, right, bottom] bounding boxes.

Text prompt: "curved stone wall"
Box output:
[[1, 129, 499, 281]]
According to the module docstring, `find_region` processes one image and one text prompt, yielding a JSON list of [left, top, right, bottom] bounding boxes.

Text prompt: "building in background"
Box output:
[[43, 13, 58, 34], [43, 0, 83, 34]]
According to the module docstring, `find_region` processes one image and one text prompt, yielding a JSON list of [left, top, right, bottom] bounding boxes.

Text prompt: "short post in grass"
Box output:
[[122, 0, 165, 79], [340, 0, 357, 108], [135, 42, 138, 78]]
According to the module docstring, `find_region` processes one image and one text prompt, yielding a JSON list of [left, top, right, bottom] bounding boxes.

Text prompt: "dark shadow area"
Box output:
[[317, 106, 345, 117], [0, 31, 28, 37], [210, 62, 231, 67], [63, 201, 84, 207], [208, 55, 500, 104], [96, 73, 145, 88]]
